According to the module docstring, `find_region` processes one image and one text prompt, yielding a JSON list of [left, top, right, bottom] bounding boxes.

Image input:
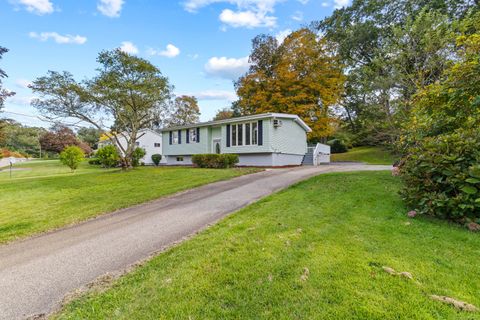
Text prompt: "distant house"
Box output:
[[161, 113, 318, 166], [97, 128, 165, 165]]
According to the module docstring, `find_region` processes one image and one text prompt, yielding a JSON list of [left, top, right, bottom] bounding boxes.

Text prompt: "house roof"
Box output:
[[161, 113, 312, 133]]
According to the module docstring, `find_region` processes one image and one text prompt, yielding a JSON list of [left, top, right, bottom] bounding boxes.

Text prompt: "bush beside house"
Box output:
[[151, 154, 162, 166], [95, 145, 120, 168], [192, 154, 239, 168]]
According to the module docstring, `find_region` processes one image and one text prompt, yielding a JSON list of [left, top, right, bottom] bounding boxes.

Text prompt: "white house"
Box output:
[[98, 128, 165, 165]]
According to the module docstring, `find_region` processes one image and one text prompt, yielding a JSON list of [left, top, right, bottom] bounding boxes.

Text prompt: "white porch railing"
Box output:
[[313, 143, 331, 165]]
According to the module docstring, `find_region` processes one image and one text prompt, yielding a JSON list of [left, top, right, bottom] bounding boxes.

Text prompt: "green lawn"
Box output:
[[55, 171, 480, 319], [331, 146, 397, 165], [0, 160, 258, 243]]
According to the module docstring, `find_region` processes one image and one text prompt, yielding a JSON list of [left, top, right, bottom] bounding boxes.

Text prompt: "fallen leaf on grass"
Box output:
[[382, 266, 413, 280], [300, 267, 309, 281], [382, 266, 396, 275], [399, 271, 413, 279], [430, 295, 478, 312]]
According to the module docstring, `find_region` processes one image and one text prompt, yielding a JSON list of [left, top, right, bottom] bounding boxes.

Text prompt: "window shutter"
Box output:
[[178, 130, 182, 144], [197, 127, 200, 143], [186, 129, 190, 144], [226, 124, 231, 147], [169, 131, 172, 145], [258, 120, 263, 145]]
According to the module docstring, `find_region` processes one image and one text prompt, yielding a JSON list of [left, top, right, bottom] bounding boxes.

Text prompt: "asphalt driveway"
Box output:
[[0, 164, 391, 319]]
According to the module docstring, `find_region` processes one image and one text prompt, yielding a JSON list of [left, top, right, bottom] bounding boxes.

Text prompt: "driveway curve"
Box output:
[[0, 164, 391, 319]]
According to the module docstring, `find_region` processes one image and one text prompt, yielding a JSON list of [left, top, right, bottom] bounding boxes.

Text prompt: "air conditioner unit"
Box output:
[[273, 119, 282, 127]]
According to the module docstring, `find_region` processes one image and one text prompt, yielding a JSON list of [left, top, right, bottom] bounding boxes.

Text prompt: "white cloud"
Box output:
[[147, 44, 180, 58], [97, 0, 124, 18], [321, 2, 329, 7], [205, 56, 250, 80], [119, 41, 138, 54], [8, 95, 37, 105], [219, 9, 276, 28], [15, 79, 32, 89], [13, 0, 54, 15], [188, 53, 200, 60], [334, 0, 349, 8], [291, 10, 303, 21], [191, 90, 237, 101], [183, 0, 281, 29], [275, 29, 291, 44], [297, 0, 309, 4], [29, 32, 87, 44]]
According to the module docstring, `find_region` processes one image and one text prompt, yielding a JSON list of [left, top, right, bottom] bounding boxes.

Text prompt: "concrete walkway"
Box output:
[[0, 164, 391, 319]]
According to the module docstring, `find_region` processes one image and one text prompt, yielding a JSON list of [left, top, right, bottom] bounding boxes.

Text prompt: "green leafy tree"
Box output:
[[59, 146, 84, 172], [132, 147, 146, 167], [168, 95, 200, 126], [0, 46, 15, 109], [77, 127, 103, 149], [1, 120, 46, 157], [96, 145, 120, 168], [30, 49, 172, 169], [0, 46, 15, 146], [316, 0, 474, 145], [400, 13, 480, 221]]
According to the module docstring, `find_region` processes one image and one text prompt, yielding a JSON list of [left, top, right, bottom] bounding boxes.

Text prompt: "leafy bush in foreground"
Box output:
[[95, 145, 119, 168], [192, 154, 239, 168], [151, 154, 162, 166], [400, 129, 480, 222], [59, 146, 84, 172]]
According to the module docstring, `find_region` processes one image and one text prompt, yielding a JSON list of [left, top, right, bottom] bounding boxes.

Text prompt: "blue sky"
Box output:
[[0, 0, 345, 127]]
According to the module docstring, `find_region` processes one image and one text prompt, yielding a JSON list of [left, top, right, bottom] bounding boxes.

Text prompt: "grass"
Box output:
[[55, 171, 480, 319], [331, 146, 397, 165], [0, 160, 259, 243]]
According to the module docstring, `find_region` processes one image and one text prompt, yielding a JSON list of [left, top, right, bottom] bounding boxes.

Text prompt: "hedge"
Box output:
[[192, 154, 239, 168]]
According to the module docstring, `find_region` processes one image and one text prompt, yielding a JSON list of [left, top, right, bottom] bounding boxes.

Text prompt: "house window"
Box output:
[[252, 122, 258, 145], [231, 124, 237, 146], [245, 123, 250, 145], [230, 122, 258, 147], [135, 141, 140, 146], [189, 128, 197, 143], [176, 156, 184, 162], [172, 131, 179, 144], [154, 143, 161, 148]]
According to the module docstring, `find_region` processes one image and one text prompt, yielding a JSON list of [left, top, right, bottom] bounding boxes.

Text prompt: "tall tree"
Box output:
[[168, 95, 200, 126], [0, 120, 46, 157], [39, 125, 91, 155], [0, 46, 15, 148], [315, 0, 476, 145], [235, 29, 344, 140], [212, 107, 234, 121], [77, 127, 103, 149], [0, 46, 15, 109], [30, 49, 173, 168]]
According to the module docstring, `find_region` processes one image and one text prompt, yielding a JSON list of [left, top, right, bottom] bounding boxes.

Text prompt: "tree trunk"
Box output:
[[120, 156, 133, 170]]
